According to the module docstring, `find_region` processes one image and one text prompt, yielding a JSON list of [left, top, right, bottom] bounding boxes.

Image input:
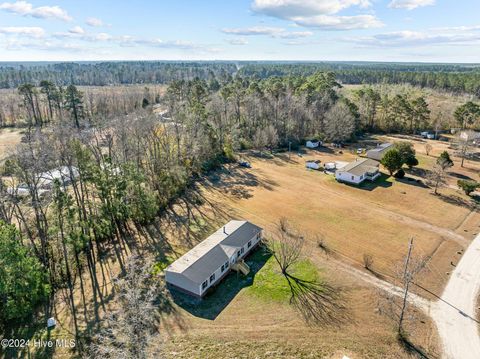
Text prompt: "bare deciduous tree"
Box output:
[[427, 160, 449, 194], [264, 218, 347, 326], [89, 256, 162, 359], [455, 130, 476, 167], [424, 143, 432, 156]]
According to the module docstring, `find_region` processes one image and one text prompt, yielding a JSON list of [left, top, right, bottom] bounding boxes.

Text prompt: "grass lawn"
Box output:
[[247, 252, 319, 302]]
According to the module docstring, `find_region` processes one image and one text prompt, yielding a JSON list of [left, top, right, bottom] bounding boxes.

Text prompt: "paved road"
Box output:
[[430, 232, 480, 359]]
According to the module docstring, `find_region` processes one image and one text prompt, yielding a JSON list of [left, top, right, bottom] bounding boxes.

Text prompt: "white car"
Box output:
[[306, 160, 321, 170]]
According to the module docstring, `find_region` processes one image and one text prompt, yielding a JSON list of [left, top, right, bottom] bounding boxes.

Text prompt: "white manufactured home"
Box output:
[[366, 143, 393, 161], [335, 158, 381, 185], [165, 220, 262, 298]]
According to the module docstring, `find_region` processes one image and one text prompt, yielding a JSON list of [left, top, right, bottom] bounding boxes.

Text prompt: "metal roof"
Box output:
[[367, 143, 393, 154], [166, 220, 262, 284], [338, 158, 379, 176]]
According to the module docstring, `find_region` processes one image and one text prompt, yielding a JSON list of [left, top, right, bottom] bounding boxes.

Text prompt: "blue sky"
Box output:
[[0, 0, 479, 62]]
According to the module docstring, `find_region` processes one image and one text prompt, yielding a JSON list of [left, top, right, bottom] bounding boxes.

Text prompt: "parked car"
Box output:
[[356, 148, 365, 154], [306, 160, 321, 170], [238, 161, 251, 168]]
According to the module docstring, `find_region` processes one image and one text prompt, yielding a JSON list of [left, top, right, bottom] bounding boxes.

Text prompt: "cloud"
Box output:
[[388, 0, 435, 10], [221, 26, 313, 38], [86, 17, 104, 27], [252, 0, 372, 17], [251, 0, 381, 30], [345, 28, 480, 47], [0, 1, 72, 21], [292, 14, 382, 30], [222, 26, 284, 36], [0, 26, 45, 38], [227, 38, 249, 45], [69, 26, 85, 34]]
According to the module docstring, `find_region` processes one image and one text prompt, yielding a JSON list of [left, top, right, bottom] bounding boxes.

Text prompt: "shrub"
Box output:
[[457, 180, 479, 196], [394, 169, 406, 179]]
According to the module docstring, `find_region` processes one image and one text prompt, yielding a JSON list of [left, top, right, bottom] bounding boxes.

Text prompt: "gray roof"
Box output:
[[338, 158, 379, 176], [166, 220, 262, 284], [367, 143, 393, 155]]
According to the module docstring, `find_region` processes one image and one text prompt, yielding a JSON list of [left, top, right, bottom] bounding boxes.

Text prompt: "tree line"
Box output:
[[1, 61, 480, 96]]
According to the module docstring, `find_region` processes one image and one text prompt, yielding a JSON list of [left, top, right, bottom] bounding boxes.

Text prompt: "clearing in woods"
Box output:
[[158, 137, 478, 358]]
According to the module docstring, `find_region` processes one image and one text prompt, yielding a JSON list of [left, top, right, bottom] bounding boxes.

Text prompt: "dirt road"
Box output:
[[430, 232, 480, 359]]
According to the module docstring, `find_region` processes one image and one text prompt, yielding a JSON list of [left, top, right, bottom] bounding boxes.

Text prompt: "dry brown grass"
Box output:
[[0, 128, 22, 161]]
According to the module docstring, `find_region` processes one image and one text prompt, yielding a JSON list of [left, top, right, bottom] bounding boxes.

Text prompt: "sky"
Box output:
[[0, 0, 479, 63]]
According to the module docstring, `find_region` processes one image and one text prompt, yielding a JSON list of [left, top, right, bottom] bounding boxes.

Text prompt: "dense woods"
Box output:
[[1, 61, 480, 96]]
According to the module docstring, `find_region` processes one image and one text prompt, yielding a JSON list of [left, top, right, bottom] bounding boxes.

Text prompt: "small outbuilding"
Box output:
[[165, 220, 262, 298], [306, 140, 321, 149], [366, 143, 393, 161]]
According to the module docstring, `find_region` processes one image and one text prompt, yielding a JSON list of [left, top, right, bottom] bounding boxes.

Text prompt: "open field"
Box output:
[[152, 137, 479, 358], [0, 128, 22, 161]]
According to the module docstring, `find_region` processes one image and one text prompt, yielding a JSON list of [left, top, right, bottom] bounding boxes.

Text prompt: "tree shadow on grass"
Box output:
[[433, 192, 477, 210], [398, 332, 438, 359], [448, 172, 474, 181], [202, 164, 278, 200], [169, 248, 271, 320], [396, 177, 429, 189]]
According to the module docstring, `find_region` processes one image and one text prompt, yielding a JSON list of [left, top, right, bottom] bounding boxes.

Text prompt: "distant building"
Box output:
[[165, 220, 262, 298], [335, 158, 381, 185], [306, 140, 321, 149], [366, 143, 393, 161], [37, 166, 80, 189]]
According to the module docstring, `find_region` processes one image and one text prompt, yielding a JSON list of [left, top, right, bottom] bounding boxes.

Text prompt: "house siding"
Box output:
[[335, 171, 362, 184], [170, 231, 262, 298]]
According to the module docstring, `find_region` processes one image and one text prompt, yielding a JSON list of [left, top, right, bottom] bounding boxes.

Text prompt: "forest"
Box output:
[[0, 67, 479, 356], [1, 61, 480, 96]]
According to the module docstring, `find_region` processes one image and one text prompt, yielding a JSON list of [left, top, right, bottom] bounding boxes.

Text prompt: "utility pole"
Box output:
[[398, 237, 414, 336], [288, 141, 291, 159]]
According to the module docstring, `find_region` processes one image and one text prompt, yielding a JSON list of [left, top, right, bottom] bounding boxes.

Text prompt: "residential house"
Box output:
[[165, 220, 263, 298], [366, 143, 393, 161], [335, 158, 381, 185]]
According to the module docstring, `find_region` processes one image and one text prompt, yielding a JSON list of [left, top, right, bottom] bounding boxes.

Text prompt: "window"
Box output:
[[351, 176, 354, 180], [225, 261, 229, 268], [257, 233, 261, 240], [202, 280, 208, 290], [237, 250, 241, 257], [241, 247, 244, 254], [221, 264, 225, 272], [210, 273, 215, 283], [248, 240, 252, 248]]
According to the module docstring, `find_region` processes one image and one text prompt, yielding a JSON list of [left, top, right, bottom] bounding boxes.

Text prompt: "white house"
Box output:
[[37, 166, 80, 189], [335, 158, 381, 185], [306, 139, 321, 149], [165, 220, 262, 298], [366, 143, 393, 161]]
